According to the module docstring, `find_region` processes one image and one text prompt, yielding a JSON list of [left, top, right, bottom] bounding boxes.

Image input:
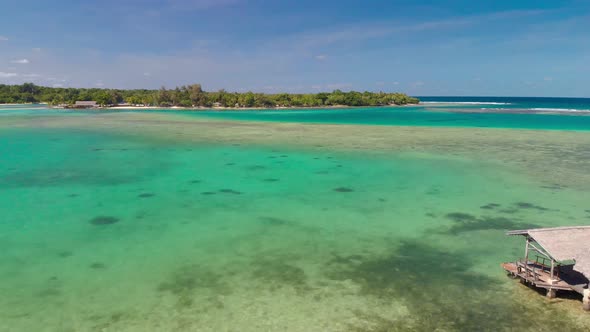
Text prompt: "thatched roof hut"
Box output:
[[74, 101, 98, 108], [507, 226, 590, 277], [503, 226, 590, 310]]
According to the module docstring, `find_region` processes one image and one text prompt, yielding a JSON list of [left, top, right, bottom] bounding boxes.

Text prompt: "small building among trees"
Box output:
[[73, 101, 98, 108]]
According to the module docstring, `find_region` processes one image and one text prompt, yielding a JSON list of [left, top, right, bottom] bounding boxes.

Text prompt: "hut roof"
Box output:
[[507, 226, 590, 277], [74, 101, 97, 106]]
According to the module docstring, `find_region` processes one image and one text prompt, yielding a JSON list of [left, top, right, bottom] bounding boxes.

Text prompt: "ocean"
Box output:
[[418, 96, 590, 112], [1, 103, 590, 331], [172, 96, 590, 131]]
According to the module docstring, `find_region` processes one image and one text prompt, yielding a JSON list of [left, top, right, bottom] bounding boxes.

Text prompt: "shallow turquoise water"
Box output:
[[186, 107, 590, 131], [1, 123, 590, 331], [4, 105, 590, 131]]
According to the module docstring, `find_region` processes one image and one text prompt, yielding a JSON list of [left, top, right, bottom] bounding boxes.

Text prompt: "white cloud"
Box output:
[[32, 48, 42, 52], [143, 72, 151, 77], [0, 36, 8, 41], [95, 82, 105, 87], [314, 54, 327, 61], [326, 83, 353, 90], [11, 59, 30, 64], [544, 77, 553, 81], [0, 72, 18, 78], [23, 73, 41, 78]]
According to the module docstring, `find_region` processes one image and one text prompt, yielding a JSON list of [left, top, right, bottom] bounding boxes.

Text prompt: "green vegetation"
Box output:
[[0, 83, 419, 108]]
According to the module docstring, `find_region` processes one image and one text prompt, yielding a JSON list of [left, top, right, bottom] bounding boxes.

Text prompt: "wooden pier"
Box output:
[[502, 226, 590, 310]]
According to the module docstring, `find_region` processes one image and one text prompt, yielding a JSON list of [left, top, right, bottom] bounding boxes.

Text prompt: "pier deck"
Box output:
[[502, 226, 590, 310]]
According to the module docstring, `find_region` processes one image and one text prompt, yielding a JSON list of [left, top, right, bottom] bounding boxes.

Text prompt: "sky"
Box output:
[[1, 0, 590, 96]]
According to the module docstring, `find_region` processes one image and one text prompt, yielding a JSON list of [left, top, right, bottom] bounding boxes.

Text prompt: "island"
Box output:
[[0, 83, 419, 109]]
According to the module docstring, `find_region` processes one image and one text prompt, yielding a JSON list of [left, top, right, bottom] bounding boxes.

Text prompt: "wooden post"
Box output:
[[546, 259, 557, 299], [524, 238, 530, 262], [583, 289, 590, 311], [524, 238, 530, 278]]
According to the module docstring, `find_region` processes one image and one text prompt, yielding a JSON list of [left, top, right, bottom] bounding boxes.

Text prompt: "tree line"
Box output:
[[0, 83, 420, 107]]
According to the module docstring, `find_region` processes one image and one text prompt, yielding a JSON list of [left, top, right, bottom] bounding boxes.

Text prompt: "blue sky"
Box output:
[[1, 0, 590, 96]]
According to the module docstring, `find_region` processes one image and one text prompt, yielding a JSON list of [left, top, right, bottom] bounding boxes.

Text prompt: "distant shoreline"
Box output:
[[29, 104, 418, 111], [2, 103, 590, 116], [105, 104, 417, 110], [60, 104, 590, 115]]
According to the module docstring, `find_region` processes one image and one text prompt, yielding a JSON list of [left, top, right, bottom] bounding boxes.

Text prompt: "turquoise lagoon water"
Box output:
[[188, 107, 590, 130], [1, 112, 590, 331], [4, 100, 590, 131], [175, 95, 590, 130]]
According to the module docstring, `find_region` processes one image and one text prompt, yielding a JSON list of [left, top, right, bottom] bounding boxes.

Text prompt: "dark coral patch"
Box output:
[[448, 217, 533, 234], [246, 165, 267, 171], [329, 240, 584, 331], [541, 184, 566, 190], [90, 262, 107, 269], [57, 251, 73, 258], [156, 264, 231, 304], [515, 202, 549, 211], [262, 178, 279, 182], [138, 193, 155, 198], [190, 180, 201, 184], [259, 216, 292, 226], [326, 241, 495, 298], [333, 187, 354, 193], [89, 216, 120, 226], [324, 241, 522, 331], [251, 259, 309, 293], [445, 212, 477, 223], [219, 189, 242, 195], [225, 163, 235, 166], [37, 288, 61, 297], [445, 212, 538, 235], [480, 203, 501, 210], [201, 191, 216, 195]]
